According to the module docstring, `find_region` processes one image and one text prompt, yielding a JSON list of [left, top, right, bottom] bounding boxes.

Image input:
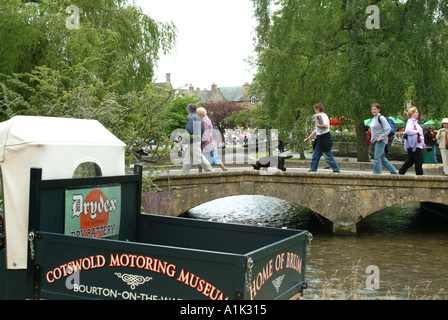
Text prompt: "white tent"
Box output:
[[0, 116, 126, 269]]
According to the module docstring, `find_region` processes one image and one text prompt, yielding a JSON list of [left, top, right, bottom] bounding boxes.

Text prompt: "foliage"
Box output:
[[162, 92, 202, 138], [201, 100, 247, 136], [0, 0, 177, 95], [230, 106, 267, 130], [0, 0, 178, 164], [142, 188, 176, 216], [250, 0, 448, 162], [0, 64, 175, 164], [331, 132, 357, 143]]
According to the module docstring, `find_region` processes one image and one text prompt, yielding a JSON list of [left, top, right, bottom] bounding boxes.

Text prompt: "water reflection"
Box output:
[[183, 195, 448, 300]]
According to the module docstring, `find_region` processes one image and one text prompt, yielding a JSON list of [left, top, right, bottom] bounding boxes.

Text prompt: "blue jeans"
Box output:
[[373, 141, 398, 174], [431, 145, 438, 164], [309, 141, 340, 173]]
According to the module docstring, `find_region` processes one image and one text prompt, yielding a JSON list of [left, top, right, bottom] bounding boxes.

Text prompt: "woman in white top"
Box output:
[[304, 103, 340, 173]]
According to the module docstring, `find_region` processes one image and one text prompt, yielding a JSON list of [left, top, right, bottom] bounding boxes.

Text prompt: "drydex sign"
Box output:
[[65, 186, 121, 240]]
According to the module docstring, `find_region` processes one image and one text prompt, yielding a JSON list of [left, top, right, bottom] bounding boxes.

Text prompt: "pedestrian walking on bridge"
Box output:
[[304, 103, 340, 173], [370, 103, 398, 175], [398, 107, 425, 176]]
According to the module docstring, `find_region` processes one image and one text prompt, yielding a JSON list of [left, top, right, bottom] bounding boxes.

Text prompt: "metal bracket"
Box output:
[[245, 257, 253, 291], [28, 231, 35, 260], [33, 264, 41, 300]]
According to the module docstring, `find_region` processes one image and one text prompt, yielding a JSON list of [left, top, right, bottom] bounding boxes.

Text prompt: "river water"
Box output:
[[182, 195, 448, 300]]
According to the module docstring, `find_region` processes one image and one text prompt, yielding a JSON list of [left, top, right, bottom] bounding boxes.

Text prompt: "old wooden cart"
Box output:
[[0, 116, 309, 300]]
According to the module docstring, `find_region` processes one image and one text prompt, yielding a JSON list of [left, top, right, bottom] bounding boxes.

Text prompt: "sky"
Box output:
[[136, 0, 257, 90]]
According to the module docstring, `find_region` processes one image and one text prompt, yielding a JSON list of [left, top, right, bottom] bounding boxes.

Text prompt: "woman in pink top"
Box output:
[[196, 107, 227, 172]]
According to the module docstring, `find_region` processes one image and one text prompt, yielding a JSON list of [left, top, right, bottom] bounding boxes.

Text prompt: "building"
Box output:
[[154, 73, 174, 90], [178, 81, 259, 109]]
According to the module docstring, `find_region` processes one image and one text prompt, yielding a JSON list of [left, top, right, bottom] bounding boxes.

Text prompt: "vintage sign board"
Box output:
[[64, 186, 122, 239], [3, 166, 309, 300], [32, 216, 308, 300]]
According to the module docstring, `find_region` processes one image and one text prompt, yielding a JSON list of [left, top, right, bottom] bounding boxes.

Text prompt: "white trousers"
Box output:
[[182, 141, 213, 173], [440, 148, 448, 174]]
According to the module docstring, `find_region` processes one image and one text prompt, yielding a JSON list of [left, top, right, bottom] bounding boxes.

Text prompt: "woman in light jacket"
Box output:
[[436, 118, 448, 176], [196, 107, 227, 172], [398, 107, 426, 175]]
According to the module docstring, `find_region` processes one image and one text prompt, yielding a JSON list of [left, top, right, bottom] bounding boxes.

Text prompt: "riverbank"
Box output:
[[186, 196, 448, 300]]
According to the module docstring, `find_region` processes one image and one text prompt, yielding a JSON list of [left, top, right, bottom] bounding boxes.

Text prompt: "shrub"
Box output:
[[331, 132, 357, 143], [142, 189, 176, 216]]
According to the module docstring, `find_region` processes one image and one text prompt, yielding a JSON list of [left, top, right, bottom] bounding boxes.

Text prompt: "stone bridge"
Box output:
[[152, 171, 448, 234]]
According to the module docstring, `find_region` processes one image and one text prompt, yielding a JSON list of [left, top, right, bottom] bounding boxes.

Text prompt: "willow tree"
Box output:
[[251, 0, 448, 162], [0, 0, 177, 104], [0, 0, 178, 163]]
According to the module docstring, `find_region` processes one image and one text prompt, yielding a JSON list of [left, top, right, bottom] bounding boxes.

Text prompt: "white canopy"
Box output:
[[0, 116, 126, 269]]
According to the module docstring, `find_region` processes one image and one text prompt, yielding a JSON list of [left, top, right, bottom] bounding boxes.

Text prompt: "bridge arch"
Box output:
[[181, 194, 333, 230], [152, 171, 448, 234]]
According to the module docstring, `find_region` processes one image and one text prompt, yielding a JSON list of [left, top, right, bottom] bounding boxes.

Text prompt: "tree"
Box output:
[[162, 92, 202, 138], [0, 0, 178, 164], [0, 0, 177, 117], [0, 64, 175, 163], [201, 101, 247, 137], [251, 0, 448, 162], [403, 0, 448, 117]]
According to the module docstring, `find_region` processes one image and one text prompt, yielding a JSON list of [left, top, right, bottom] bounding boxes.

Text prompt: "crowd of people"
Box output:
[[368, 104, 448, 176], [159, 102, 448, 177], [304, 102, 448, 176]]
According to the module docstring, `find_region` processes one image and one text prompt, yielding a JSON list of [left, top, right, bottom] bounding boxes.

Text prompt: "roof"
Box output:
[[176, 85, 248, 103], [219, 86, 245, 102], [0, 116, 125, 162]]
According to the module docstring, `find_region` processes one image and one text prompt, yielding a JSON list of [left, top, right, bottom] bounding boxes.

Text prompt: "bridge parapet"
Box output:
[[152, 171, 448, 234]]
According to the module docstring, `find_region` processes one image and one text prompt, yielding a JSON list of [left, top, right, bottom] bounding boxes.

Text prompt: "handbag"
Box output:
[[445, 131, 448, 149], [414, 123, 422, 143]]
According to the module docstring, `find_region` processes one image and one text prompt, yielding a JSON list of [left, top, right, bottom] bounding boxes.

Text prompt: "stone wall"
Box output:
[[153, 171, 448, 234], [333, 142, 442, 162]]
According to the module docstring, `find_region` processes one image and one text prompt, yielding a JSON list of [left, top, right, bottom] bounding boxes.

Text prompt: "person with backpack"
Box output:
[[398, 107, 426, 175], [370, 103, 399, 175]]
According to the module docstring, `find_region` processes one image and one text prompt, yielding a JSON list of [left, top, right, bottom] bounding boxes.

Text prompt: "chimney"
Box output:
[[189, 84, 194, 96], [243, 82, 249, 100], [211, 83, 217, 91], [166, 73, 171, 89]]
